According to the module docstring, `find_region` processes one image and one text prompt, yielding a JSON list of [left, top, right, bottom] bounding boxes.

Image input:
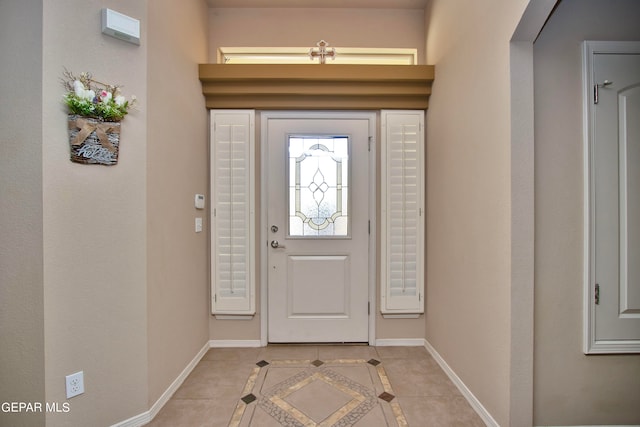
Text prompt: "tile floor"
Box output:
[[146, 345, 485, 427]]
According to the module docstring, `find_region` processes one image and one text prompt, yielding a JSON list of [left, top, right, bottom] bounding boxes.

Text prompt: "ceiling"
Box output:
[[206, 0, 428, 9]]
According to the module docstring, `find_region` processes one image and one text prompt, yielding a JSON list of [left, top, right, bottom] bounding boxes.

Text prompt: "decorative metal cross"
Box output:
[[309, 40, 336, 64]]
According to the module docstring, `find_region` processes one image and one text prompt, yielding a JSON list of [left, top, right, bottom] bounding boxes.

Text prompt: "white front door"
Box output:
[[589, 45, 640, 350], [265, 112, 373, 343]]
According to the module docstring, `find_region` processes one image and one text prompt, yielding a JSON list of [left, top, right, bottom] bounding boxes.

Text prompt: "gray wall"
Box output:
[[534, 0, 640, 423], [0, 1, 46, 426], [424, 0, 532, 424]]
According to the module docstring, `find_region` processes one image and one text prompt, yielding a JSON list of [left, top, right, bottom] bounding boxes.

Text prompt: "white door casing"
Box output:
[[263, 112, 375, 343], [584, 41, 640, 353]]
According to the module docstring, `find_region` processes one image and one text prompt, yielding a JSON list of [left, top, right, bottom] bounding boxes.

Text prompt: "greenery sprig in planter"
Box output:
[[62, 70, 137, 165], [62, 69, 136, 121]]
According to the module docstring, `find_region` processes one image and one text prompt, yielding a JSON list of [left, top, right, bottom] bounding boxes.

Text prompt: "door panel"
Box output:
[[288, 255, 350, 317], [620, 85, 640, 317], [592, 50, 640, 346], [266, 114, 372, 343]]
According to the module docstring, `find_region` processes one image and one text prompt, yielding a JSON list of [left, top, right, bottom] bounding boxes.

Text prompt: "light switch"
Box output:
[[195, 217, 203, 233], [195, 194, 205, 210]]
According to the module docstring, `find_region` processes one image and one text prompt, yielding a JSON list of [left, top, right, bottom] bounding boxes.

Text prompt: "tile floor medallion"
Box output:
[[147, 346, 486, 427], [229, 358, 407, 427]]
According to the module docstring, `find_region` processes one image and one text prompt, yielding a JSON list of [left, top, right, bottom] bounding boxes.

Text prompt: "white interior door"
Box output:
[[265, 113, 373, 343], [589, 46, 640, 351]]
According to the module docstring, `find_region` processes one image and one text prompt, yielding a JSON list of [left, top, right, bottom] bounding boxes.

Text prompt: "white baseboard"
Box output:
[[423, 339, 498, 427], [147, 342, 210, 418], [110, 341, 210, 427], [375, 338, 425, 346], [209, 339, 262, 348], [111, 409, 150, 427]]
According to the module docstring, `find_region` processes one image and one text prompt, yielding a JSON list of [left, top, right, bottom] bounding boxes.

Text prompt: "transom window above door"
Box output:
[[217, 46, 417, 65]]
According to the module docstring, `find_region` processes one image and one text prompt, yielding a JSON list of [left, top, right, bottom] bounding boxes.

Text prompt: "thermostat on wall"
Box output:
[[195, 194, 205, 210], [101, 8, 140, 45]]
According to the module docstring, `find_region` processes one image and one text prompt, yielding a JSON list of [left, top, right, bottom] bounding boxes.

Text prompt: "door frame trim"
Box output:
[[260, 111, 377, 345], [582, 40, 640, 353]]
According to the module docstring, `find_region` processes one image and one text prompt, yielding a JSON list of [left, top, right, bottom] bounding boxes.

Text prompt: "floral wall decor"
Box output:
[[62, 70, 137, 165]]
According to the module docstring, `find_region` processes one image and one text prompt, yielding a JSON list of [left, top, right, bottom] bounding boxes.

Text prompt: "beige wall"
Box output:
[[147, 0, 210, 405], [0, 1, 46, 426], [1, 1, 211, 425], [209, 7, 426, 64], [533, 0, 640, 424], [424, 1, 530, 425], [41, 1, 149, 425], [207, 6, 428, 342]]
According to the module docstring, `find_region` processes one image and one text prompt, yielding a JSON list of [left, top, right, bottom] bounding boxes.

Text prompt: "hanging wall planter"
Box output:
[[61, 69, 136, 166], [67, 115, 121, 165]]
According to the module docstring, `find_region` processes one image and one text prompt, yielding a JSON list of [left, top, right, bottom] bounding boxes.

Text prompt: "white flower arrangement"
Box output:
[[62, 69, 136, 122]]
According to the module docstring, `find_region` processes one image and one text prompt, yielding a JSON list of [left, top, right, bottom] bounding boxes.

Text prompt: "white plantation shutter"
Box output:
[[381, 111, 425, 314], [211, 110, 255, 315]]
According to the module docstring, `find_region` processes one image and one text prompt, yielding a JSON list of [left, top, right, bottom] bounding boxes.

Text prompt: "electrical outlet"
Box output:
[[65, 371, 84, 399]]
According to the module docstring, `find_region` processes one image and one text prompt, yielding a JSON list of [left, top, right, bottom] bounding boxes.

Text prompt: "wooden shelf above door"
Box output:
[[198, 64, 435, 110]]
